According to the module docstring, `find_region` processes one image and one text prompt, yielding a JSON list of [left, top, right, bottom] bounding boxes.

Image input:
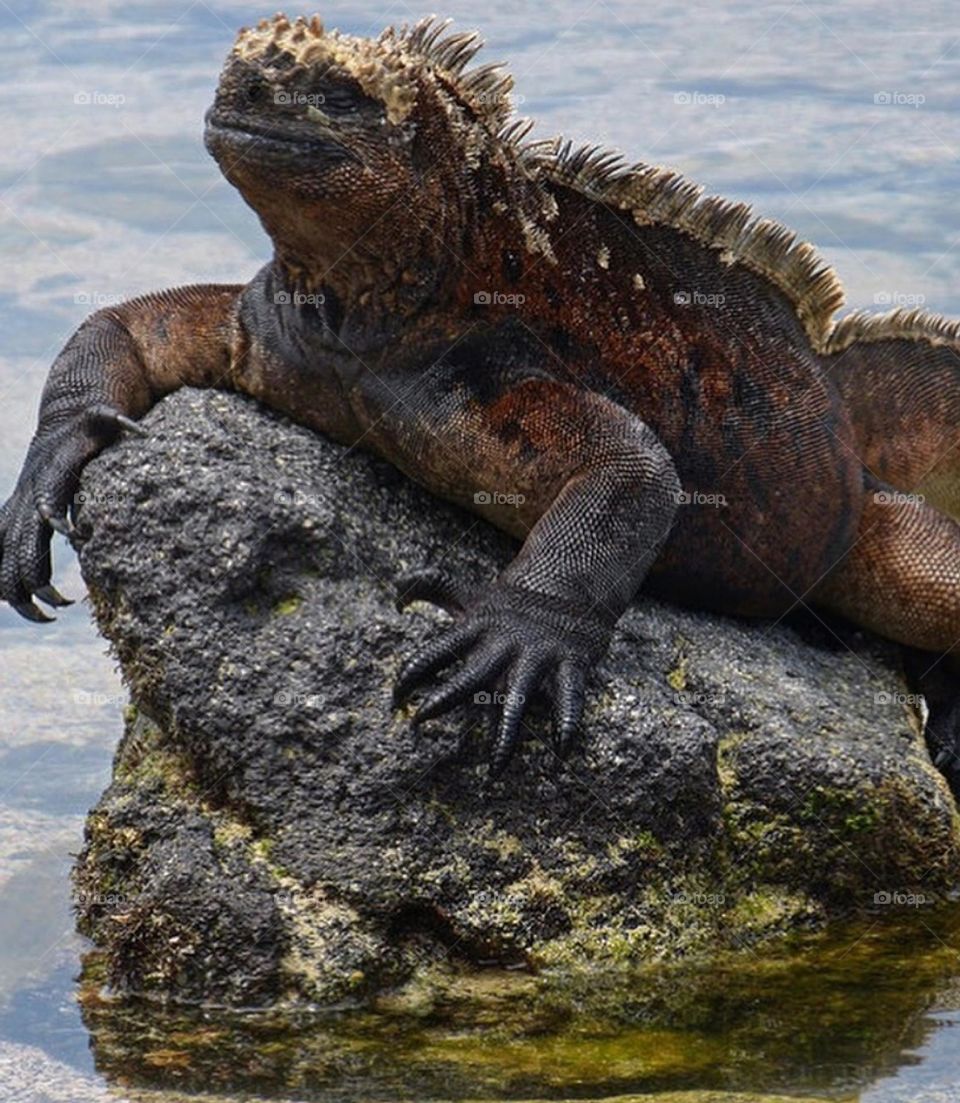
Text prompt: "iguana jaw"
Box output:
[[203, 111, 359, 170]]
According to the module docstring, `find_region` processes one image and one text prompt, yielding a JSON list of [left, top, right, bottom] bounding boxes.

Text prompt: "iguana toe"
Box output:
[[37, 502, 75, 537], [488, 651, 553, 775], [412, 641, 511, 723], [393, 620, 483, 705], [85, 403, 148, 439], [395, 580, 606, 773], [553, 660, 587, 759], [1, 508, 57, 623], [35, 584, 73, 608], [0, 418, 103, 621], [12, 599, 54, 623]]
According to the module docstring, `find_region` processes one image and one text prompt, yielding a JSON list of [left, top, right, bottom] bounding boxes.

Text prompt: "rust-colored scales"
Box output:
[[2, 12, 957, 777]]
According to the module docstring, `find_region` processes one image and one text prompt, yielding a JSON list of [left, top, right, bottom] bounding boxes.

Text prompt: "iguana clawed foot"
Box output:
[[394, 568, 608, 774], [0, 404, 144, 621]]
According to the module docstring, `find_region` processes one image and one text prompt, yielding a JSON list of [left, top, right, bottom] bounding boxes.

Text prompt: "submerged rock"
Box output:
[[72, 389, 960, 1005]]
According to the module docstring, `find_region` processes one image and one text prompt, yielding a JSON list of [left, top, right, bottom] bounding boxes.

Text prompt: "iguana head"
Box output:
[[204, 13, 522, 305]]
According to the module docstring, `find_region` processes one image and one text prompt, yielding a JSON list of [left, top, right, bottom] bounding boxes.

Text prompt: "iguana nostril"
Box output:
[[246, 77, 268, 104]]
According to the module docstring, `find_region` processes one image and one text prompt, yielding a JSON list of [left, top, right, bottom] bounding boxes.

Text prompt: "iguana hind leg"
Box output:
[[823, 311, 960, 520], [813, 481, 960, 794]]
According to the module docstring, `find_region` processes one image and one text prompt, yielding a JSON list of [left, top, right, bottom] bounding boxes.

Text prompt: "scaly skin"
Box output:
[[1, 13, 957, 785]]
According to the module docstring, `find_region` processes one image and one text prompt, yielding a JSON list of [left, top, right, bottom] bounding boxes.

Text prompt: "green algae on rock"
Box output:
[[72, 389, 960, 1005], [75, 910, 960, 1101]]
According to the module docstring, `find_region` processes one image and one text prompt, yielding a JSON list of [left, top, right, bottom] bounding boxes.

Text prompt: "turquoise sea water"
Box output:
[[0, 2, 958, 1100]]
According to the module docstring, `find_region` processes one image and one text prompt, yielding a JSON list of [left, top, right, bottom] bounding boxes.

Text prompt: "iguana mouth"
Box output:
[[203, 113, 359, 165]]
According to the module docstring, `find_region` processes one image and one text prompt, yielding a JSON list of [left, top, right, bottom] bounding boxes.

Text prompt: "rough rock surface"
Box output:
[[72, 389, 960, 1005]]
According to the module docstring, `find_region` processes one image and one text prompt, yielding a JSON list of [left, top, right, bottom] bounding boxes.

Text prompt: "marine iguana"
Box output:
[[1, 13, 958, 785]]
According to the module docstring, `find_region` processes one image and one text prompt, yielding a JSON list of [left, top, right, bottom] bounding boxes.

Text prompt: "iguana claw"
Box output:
[[394, 579, 605, 773], [37, 502, 75, 537], [86, 404, 148, 438], [12, 600, 54, 623], [35, 584, 73, 608], [1, 396, 135, 622]]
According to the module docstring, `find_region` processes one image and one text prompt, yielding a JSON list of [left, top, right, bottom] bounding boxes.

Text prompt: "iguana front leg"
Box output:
[[0, 284, 242, 619], [383, 375, 681, 772]]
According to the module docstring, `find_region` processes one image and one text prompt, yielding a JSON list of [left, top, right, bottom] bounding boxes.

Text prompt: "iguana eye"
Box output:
[[317, 85, 359, 114]]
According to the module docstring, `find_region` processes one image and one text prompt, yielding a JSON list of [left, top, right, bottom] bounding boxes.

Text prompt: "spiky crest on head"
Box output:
[[232, 13, 517, 129]]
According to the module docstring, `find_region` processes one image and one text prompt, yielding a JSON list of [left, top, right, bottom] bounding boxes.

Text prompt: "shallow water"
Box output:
[[0, 1, 958, 1100]]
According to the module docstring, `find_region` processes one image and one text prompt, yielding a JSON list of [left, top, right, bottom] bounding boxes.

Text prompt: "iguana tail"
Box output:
[[820, 308, 960, 520]]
